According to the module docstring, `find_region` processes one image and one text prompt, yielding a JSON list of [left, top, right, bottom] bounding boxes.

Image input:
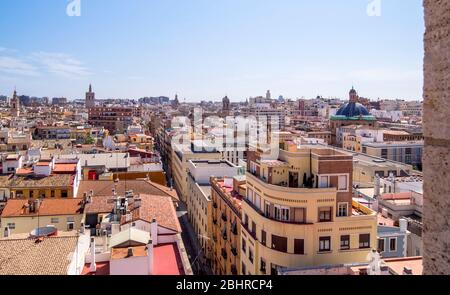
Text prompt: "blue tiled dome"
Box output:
[[336, 102, 370, 117]]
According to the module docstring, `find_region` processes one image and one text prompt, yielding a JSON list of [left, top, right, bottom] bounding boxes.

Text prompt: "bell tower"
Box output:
[[86, 84, 96, 108]]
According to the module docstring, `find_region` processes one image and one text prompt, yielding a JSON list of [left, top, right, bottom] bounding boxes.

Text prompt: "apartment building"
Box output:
[[362, 141, 423, 170], [187, 160, 241, 262], [171, 141, 222, 202], [1, 198, 85, 238], [210, 175, 246, 275], [241, 146, 377, 275], [88, 106, 134, 134]]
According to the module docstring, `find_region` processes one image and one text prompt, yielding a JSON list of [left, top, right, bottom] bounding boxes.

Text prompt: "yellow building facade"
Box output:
[[240, 146, 377, 275]]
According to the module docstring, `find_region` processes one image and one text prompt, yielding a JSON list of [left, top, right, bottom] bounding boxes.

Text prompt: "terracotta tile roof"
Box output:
[[121, 194, 181, 233], [77, 180, 179, 202], [8, 174, 74, 188], [0, 236, 78, 275], [0, 175, 13, 187], [1, 199, 84, 218], [53, 163, 77, 173], [15, 168, 33, 176], [84, 196, 115, 214], [111, 246, 148, 260]]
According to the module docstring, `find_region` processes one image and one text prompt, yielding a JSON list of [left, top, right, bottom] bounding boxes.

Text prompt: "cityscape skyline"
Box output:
[[0, 0, 424, 101]]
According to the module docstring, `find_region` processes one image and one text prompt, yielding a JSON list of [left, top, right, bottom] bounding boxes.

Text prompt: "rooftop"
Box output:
[[0, 236, 79, 275], [82, 243, 184, 275], [1, 199, 84, 218], [8, 174, 74, 188], [77, 179, 179, 202], [121, 194, 181, 233]]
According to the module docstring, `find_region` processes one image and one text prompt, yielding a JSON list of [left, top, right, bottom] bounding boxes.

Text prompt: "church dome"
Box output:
[[336, 102, 370, 117]]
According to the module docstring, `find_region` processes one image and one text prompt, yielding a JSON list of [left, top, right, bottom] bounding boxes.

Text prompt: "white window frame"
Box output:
[[337, 202, 348, 217], [7, 223, 15, 230], [389, 237, 397, 252], [264, 201, 271, 218], [281, 207, 290, 221], [51, 218, 59, 224]]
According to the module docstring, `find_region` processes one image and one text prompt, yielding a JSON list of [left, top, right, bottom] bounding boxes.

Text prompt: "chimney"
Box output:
[[151, 219, 158, 246], [374, 174, 381, 197], [403, 266, 413, 275], [89, 237, 97, 273], [102, 230, 108, 253], [34, 199, 41, 212], [146, 239, 154, 275], [126, 247, 134, 258]]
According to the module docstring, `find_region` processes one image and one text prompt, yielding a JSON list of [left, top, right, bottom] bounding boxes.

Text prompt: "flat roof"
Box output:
[[190, 160, 235, 168]]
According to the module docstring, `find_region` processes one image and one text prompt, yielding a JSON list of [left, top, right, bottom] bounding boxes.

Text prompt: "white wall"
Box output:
[[110, 256, 148, 275], [67, 233, 91, 275]]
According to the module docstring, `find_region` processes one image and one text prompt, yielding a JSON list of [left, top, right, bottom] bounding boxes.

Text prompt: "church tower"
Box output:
[[222, 95, 230, 112], [86, 84, 96, 108], [10, 89, 20, 117]]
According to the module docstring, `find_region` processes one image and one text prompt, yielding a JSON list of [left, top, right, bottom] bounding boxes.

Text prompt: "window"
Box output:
[[319, 237, 331, 252], [261, 230, 267, 246], [359, 234, 371, 249], [51, 190, 55, 198], [247, 189, 253, 202], [274, 206, 281, 220], [319, 207, 332, 222], [67, 222, 75, 231], [242, 239, 247, 254], [251, 221, 256, 236], [7, 223, 15, 229], [30, 191, 34, 199], [338, 175, 348, 191], [260, 258, 266, 273], [389, 238, 397, 252], [67, 217, 75, 222], [337, 203, 348, 217], [51, 218, 59, 224], [61, 190, 68, 198], [271, 235, 288, 253], [340, 235, 350, 250], [294, 239, 305, 255], [319, 176, 329, 188], [241, 262, 247, 275], [264, 201, 271, 218], [249, 248, 254, 263], [255, 194, 261, 209], [281, 207, 290, 221], [378, 239, 385, 253]]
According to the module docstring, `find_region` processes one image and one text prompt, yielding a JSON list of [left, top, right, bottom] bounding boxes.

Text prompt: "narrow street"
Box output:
[[177, 202, 213, 275]]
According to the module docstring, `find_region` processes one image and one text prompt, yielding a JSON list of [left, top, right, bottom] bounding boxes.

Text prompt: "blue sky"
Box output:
[[0, 0, 424, 101]]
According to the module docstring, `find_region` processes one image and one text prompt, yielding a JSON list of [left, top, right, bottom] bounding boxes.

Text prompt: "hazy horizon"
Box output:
[[0, 0, 424, 101]]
